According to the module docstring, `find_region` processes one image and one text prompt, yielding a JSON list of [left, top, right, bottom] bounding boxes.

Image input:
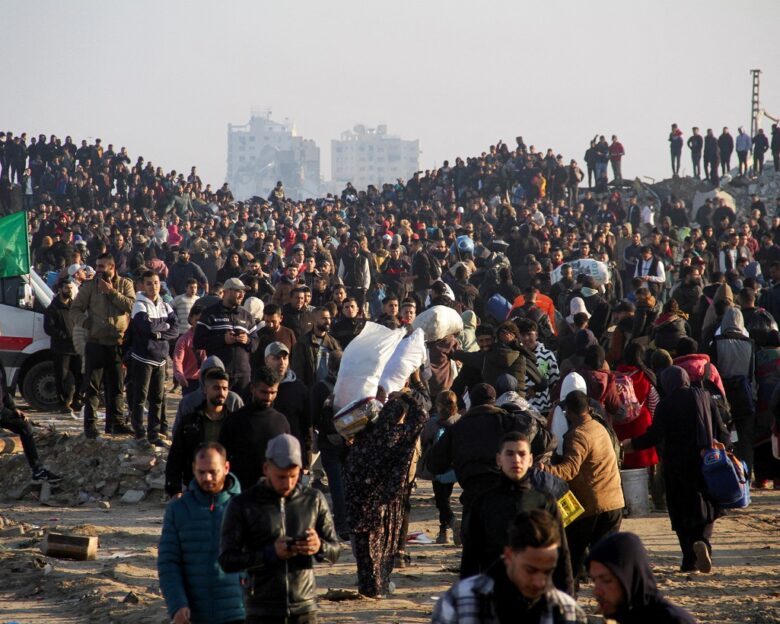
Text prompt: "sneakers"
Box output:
[[693, 541, 712, 573], [32, 468, 62, 484], [436, 526, 451, 545]]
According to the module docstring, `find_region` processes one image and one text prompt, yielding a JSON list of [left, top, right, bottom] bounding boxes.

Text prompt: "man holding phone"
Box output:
[[219, 434, 340, 623]]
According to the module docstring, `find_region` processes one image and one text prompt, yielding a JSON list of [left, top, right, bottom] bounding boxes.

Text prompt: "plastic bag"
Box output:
[[412, 305, 463, 342], [378, 328, 428, 394], [333, 321, 406, 412]]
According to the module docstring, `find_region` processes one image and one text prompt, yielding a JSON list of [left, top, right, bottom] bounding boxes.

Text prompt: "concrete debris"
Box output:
[[651, 169, 780, 223], [0, 431, 168, 507], [122, 590, 141, 605], [120, 490, 146, 504]]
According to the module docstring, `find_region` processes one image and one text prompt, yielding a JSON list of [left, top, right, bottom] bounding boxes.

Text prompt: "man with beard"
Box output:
[[281, 287, 314, 340], [165, 369, 235, 497], [265, 342, 313, 471], [158, 443, 245, 624], [290, 307, 341, 388], [219, 366, 289, 490], [256, 303, 296, 358], [194, 278, 259, 396]]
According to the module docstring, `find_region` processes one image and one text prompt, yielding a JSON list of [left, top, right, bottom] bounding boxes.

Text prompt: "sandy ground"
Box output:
[[0, 406, 778, 623]]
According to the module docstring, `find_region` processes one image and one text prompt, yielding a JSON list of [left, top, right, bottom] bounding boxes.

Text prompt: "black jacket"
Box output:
[[218, 402, 290, 490], [43, 296, 76, 354], [461, 473, 573, 596], [290, 331, 341, 388], [428, 403, 537, 508], [165, 401, 232, 496], [281, 304, 314, 340], [274, 372, 312, 467], [219, 480, 340, 619], [193, 302, 259, 384]]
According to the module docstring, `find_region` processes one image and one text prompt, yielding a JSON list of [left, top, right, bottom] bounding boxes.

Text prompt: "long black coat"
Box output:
[[631, 387, 729, 531]]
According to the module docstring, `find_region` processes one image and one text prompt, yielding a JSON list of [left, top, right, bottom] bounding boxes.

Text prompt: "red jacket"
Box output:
[[614, 366, 659, 469]]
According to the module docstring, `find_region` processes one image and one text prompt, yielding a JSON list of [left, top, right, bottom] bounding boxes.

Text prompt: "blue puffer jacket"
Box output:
[[158, 474, 245, 623]]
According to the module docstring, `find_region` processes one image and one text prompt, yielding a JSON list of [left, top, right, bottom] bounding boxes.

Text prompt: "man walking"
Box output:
[[194, 277, 259, 396], [290, 307, 340, 388], [433, 510, 585, 624], [219, 366, 290, 490], [219, 434, 340, 623], [129, 270, 178, 445], [158, 442, 245, 624], [70, 253, 135, 438], [545, 391, 624, 579]]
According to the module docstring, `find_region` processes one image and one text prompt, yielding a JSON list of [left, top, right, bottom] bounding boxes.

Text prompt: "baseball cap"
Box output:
[[222, 277, 248, 291], [264, 341, 290, 358], [265, 434, 302, 468], [68, 263, 85, 277]]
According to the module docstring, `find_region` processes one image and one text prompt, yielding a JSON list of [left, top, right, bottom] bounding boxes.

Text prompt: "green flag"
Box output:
[[0, 212, 30, 279]]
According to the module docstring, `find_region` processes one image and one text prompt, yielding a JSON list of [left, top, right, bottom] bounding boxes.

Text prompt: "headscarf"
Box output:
[[586, 532, 696, 623], [659, 365, 690, 396], [720, 307, 747, 336]]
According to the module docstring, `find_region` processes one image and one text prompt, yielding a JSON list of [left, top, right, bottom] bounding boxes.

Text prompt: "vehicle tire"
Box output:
[[22, 361, 60, 412]]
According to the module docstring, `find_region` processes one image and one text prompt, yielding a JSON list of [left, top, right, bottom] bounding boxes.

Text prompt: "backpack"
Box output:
[[701, 442, 751, 508], [692, 363, 733, 429], [611, 370, 643, 424]]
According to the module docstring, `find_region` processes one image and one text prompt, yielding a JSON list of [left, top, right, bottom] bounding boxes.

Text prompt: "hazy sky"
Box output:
[[3, 0, 778, 192]]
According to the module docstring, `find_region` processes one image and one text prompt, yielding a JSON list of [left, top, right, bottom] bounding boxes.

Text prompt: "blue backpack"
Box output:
[[701, 442, 750, 509]]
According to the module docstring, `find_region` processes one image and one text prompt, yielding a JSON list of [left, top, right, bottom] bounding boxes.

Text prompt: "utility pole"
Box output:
[[750, 69, 761, 137]]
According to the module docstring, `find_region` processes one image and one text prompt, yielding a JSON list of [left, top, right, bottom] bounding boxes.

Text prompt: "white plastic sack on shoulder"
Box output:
[[551, 406, 569, 455], [412, 305, 464, 342], [379, 328, 428, 395], [333, 321, 406, 412]]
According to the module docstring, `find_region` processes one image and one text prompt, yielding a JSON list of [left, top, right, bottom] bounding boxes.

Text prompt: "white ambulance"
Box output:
[[0, 271, 57, 411]]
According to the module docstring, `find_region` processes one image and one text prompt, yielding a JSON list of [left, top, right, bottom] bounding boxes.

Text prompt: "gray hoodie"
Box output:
[[173, 355, 245, 434]]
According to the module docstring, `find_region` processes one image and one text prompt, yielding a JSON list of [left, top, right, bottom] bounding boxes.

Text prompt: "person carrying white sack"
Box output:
[[549, 372, 588, 455]]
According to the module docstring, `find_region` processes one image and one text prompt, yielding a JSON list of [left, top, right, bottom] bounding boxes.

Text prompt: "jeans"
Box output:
[[53, 352, 82, 408], [595, 161, 607, 182], [0, 410, 41, 471], [82, 342, 126, 433], [691, 153, 701, 178], [737, 150, 749, 175], [319, 441, 349, 534], [130, 360, 167, 439], [671, 150, 682, 175]]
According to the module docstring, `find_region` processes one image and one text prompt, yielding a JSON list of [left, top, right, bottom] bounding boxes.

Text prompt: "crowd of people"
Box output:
[[2, 124, 779, 623]]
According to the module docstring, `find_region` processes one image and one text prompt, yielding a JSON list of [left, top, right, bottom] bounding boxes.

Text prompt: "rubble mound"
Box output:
[[0, 432, 167, 506], [651, 169, 780, 221]]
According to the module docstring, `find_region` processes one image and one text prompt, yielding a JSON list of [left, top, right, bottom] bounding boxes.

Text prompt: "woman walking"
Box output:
[[343, 371, 430, 597]]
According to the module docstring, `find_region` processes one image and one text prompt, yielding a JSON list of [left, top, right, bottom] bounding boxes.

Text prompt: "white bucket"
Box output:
[[621, 468, 650, 517]]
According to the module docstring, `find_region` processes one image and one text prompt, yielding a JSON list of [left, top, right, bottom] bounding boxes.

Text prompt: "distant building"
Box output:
[[331, 124, 420, 191], [226, 110, 320, 200]]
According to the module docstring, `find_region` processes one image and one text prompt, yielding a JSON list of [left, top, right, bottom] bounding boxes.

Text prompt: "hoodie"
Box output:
[[459, 310, 479, 352], [586, 532, 696, 623]]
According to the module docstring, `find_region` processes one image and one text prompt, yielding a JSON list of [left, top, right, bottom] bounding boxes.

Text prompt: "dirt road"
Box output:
[[0, 409, 778, 623]]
